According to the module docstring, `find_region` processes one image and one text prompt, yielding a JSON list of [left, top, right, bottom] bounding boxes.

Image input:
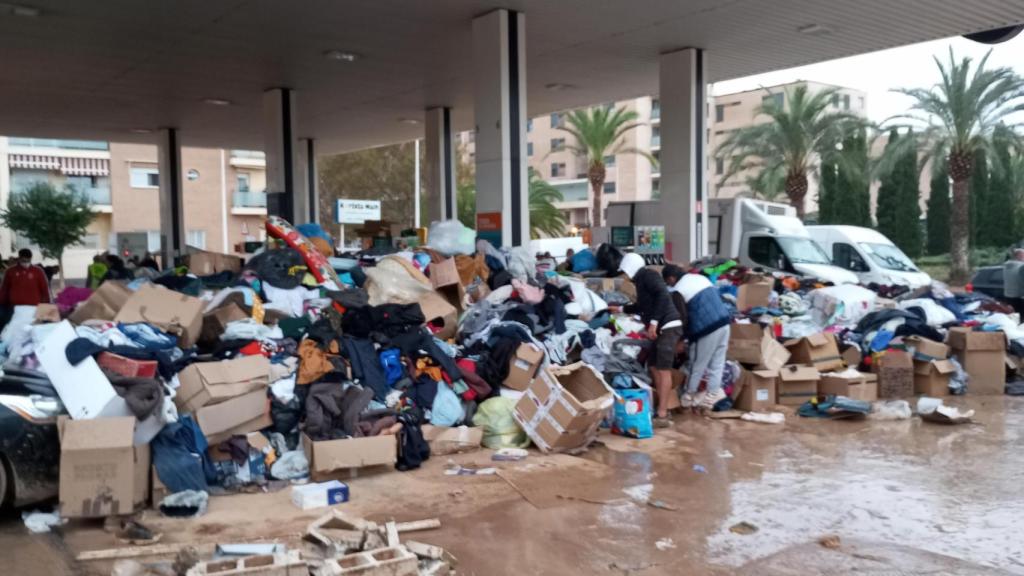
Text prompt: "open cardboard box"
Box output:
[[913, 358, 955, 397], [505, 342, 545, 392], [777, 364, 820, 406], [302, 433, 397, 480], [115, 283, 204, 349], [728, 323, 790, 370], [194, 389, 272, 445], [69, 281, 133, 324], [785, 333, 843, 372], [420, 291, 458, 341], [513, 362, 614, 453], [946, 327, 1006, 395], [735, 274, 773, 311], [59, 416, 150, 518]]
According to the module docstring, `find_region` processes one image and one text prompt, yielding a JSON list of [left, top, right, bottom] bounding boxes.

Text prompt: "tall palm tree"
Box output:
[[527, 168, 568, 239], [716, 84, 863, 217], [886, 49, 1024, 283], [558, 105, 654, 227], [744, 164, 787, 202]]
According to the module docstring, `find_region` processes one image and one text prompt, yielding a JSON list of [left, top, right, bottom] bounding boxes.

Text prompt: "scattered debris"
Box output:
[[655, 538, 676, 551], [444, 464, 497, 476], [692, 464, 707, 474], [818, 535, 842, 549], [116, 519, 162, 545], [21, 510, 64, 534], [492, 448, 529, 461], [917, 397, 975, 424], [741, 412, 785, 425], [869, 400, 912, 421], [718, 450, 734, 459], [186, 549, 306, 576], [729, 521, 758, 535]]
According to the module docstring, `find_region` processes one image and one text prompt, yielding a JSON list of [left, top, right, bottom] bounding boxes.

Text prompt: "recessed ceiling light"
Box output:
[[129, 128, 153, 134], [399, 118, 421, 125], [545, 83, 577, 91], [0, 3, 41, 17], [324, 50, 360, 62], [202, 98, 232, 106], [797, 23, 833, 35]]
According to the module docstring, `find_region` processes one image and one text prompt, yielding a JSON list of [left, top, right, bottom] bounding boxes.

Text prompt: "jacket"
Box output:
[[624, 268, 680, 330], [0, 264, 50, 306], [672, 274, 730, 341]]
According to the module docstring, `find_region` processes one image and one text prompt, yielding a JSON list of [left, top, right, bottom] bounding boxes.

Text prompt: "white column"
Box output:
[[297, 137, 319, 224], [473, 9, 528, 247], [157, 128, 185, 266], [263, 88, 306, 224], [424, 107, 457, 224], [0, 136, 11, 256], [659, 48, 709, 262]]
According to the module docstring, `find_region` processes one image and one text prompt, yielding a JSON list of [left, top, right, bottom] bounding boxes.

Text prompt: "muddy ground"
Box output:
[[3, 395, 1023, 575]]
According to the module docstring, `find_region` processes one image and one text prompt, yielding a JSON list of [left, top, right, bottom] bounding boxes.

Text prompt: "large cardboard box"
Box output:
[[874, 349, 914, 398], [115, 284, 204, 349], [914, 359, 956, 397], [946, 327, 1006, 395], [735, 275, 773, 311], [727, 323, 790, 370], [818, 370, 867, 396], [905, 336, 950, 362], [194, 389, 272, 445], [514, 363, 614, 453], [175, 356, 271, 413], [785, 333, 843, 372], [419, 291, 458, 341], [504, 343, 545, 392], [69, 281, 132, 324], [847, 373, 878, 402], [421, 425, 483, 456], [777, 365, 820, 406], [302, 433, 397, 478], [430, 258, 466, 313], [59, 417, 150, 518], [184, 249, 244, 275], [734, 369, 776, 412], [200, 302, 249, 347]]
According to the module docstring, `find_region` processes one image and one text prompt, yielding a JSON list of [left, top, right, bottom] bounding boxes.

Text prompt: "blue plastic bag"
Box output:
[[611, 388, 653, 439], [572, 249, 597, 273], [379, 348, 404, 387]]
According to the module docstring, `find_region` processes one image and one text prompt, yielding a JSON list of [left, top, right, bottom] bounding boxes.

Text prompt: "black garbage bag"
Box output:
[[245, 248, 307, 289], [596, 243, 624, 276]]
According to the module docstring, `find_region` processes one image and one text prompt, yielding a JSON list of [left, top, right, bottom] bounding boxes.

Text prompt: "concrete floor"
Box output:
[[3, 395, 1023, 575]]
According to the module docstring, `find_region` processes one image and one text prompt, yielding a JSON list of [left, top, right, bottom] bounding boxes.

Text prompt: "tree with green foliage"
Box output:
[[818, 154, 838, 224], [456, 169, 566, 239], [819, 128, 871, 226], [982, 126, 1018, 248], [875, 129, 902, 241], [745, 164, 787, 202], [877, 129, 922, 257], [926, 164, 951, 255], [1, 182, 96, 288], [969, 148, 989, 246]]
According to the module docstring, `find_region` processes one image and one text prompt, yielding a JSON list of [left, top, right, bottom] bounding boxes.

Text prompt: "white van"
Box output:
[[806, 225, 931, 288]]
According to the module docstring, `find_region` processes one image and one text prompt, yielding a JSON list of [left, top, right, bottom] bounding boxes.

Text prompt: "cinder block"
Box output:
[[306, 510, 379, 551], [313, 546, 417, 576], [186, 550, 307, 575]]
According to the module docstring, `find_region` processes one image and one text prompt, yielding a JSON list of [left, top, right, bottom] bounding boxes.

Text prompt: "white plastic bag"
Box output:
[[808, 285, 877, 327], [898, 298, 956, 326], [506, 247, 537, 282], [428, 219, 476, 256]]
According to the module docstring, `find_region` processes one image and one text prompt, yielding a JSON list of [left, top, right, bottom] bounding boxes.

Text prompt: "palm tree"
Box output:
[[558, 105, 654, 227], [744, 164, 787, 202], [455, 169, 567, 238], [716, 85, 863, 218], [885, 50, 1024, 283]]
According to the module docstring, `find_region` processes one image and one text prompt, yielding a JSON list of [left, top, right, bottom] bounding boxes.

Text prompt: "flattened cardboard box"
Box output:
[[175, 355, 271, 413], [115, 284, 204, 349], [505, 342, 545, 392], [302, 433, 397, 475], [946, 327, 1006, 395], [421, 425, 483, 455], [913, 359, 955, 397], [513, 363, 614, 453], [734, 369, 776, 412], [777, 365, 820, 406], [785, 332, 843, 372], [727, 323, 790, 370], [194, 388, 271, 445], [200, 302, 249, 346], [59, 417, 150, 518], [70, 281, 132, 324]]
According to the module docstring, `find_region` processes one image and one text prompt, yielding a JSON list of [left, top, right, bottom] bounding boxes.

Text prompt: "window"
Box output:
[[468, 130, 476, 143], [527, 119, 533, 132], [858, 96, 865, 109], [237, 173, 251, 193], [831, 94, 840, 108], [80, 234, 101, 250], [651, 126, 661, 147], [652, 150, 660, 165], [527, 142, 534, 156], [715, 157, 725, 175], [715, 104, 725, 123], [843, 94, 850, 110], [603, 155, 616, 167], [146, 231, 162, 252], [748, 236, 787, 270], [130, 166, 159, 188], [651, 99, 660, 119], [66, 175, 97, 191], [603, 182, 616, 194], [762, 93, 784, 108], [833, 243, 869, 272], [551, 163, 566, 178], [550, 112, 564, 128], [550, 138, 566, 152], [186, 229, 207, 250], [651, 178, 661, 199]]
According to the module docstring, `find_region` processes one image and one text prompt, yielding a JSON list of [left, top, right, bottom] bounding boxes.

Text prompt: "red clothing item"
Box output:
[[0, 265, 50, 306]]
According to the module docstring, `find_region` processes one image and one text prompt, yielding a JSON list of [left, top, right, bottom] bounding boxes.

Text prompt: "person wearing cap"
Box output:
[[612, 252, 682, 428], [661, 264, 732, 410]]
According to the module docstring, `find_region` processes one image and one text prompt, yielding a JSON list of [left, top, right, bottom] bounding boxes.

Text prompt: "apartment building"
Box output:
[[0, 137, 268, 278]]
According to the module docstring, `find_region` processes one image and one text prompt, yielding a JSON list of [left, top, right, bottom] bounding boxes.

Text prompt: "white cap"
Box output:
[[619, 252, 645, 279]]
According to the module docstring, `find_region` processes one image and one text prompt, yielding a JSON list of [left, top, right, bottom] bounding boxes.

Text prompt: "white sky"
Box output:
[[713, 33, 1024, 123]]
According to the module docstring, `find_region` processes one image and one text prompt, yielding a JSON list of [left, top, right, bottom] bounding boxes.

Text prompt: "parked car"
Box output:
[[0, 368, 62, 509]]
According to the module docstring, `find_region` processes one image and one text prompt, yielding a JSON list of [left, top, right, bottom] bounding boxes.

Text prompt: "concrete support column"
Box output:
[[263, 88, 306, 224], [297, 138, 319, 224], [0, 137, 11, 256], [473, 9, 528, 247], [424, 107, 457, 224], [659, 48, 708, 262], [157, 128, 185, 266]]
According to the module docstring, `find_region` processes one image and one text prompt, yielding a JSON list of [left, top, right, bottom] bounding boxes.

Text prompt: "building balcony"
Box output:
[[232, 189, 268, 215], [8, 137, 108, 151], [230, 150, 266, 168]]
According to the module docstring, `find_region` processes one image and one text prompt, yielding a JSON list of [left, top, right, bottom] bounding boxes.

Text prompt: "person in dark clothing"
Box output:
[[103, 255, 133, 282], [611, 253, 682, 428], [140, 253, 161, 272]]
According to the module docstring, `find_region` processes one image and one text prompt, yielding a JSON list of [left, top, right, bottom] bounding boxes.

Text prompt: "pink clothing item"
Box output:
[[511, 279, 544, 304]]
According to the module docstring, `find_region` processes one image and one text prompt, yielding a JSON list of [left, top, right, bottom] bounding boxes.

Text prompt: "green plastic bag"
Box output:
[[472, 397, 530, 449]]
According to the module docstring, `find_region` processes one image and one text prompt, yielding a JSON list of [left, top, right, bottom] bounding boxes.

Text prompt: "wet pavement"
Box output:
[[3, 395, 1023, 575]]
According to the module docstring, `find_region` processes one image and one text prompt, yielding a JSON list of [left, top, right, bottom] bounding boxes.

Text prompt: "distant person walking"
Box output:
[[0, 248, 51, 331], [87, 254, 109, 289]]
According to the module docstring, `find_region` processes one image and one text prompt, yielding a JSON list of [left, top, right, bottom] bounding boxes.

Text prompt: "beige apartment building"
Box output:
[[0, 137, 268, 278]]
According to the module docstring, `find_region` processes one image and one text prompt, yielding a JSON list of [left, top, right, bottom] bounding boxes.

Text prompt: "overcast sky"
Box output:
[[713, 33, 1024, 124]]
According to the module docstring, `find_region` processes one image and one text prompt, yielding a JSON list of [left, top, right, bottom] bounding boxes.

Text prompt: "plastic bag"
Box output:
[[898, 298, 957, 326], [808, 285, 877, 327], [428, 220, 476, 256], [612, 388, 653, 439], [947, 356, 969, 395], [270, 450, 309, 480], [562, 278, 608, 319], [363, 255, 433, 305], [572, 249, 597, 273], [506, 247, 537, 283], [869, 400, 912, 420], [472, 397, 530, 449], [595, 244, 623, 274]]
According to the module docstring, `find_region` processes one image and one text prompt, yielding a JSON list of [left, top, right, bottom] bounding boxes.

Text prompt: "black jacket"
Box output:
[[623, 268, 681, 329]]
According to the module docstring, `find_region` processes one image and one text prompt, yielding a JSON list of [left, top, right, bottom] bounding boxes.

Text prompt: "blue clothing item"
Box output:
[[571, 249, 597, 273], [869, 329, 894, 352], [379, 348, 405, 387], [297, 222, 332, 244], [484, 254, 506, 273], [342, 337, 390, 401], [430, 384, 464, 426], [151, 415, 216, 493], [118, 322, 178, 350], [685, 287, 732, 342]]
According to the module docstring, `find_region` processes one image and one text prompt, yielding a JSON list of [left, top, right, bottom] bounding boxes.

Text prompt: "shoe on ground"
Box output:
[[653, 416, 673, 429], [700, 388, 727, 410]]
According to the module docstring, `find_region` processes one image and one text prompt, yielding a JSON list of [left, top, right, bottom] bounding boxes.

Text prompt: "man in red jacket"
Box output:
[[0, 248, 51, 307]]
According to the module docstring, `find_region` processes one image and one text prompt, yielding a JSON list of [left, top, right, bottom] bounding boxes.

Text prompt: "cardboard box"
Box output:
[[115, 284, 204, 349], [513, 363, 614, 453], [905, 336, 950, 362], [184, 249, 244, 275], [505, 343, 545, 392], [195, 389, 272, 445], [69, 281, 132, 324], [59, 417, 150, 518], [419, 291, 458, 341], [847, 373, 878, 402], [421, 425, 483, 455], [841, 345, 862, 368], [35, 303, 60, 324], [734, 369, 776, 412], [291, 480, 350, 510], [200, 302, 248, 346], [777, 365, 820, 405], [874, 349, 914, 398], [175, 356, 270, 413], [819, 370, 866, 396], [946, 327, 1006, 395], [735, 275, 773, 311], [97, 351, 158, 379], [727, 323, 790, 370], [302, 433, 397, 477], [785, 333, 843, 372], [430, 258, 461, 289], [914, 359, 956, 397]]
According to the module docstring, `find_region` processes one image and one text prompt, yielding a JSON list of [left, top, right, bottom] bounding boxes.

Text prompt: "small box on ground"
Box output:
[[727, 323, 790, 370], [777, 365, 820, 406], [115, 284, 204, 349], [291, 480, 350, 510], [421, 425, 483, 455], [874, 349, 914, 398], [59, 417, 150, 518], [175, 355, 271, 413], [504, 343, 545, 392], [946, 327, 1006, 395], [69, 281, 132, 324], [735, 275, 773, 311], [734, 369, 777, 412], [430, 258, 466, 313], [97, 351, 158, 379], [34, 303, 60, 324], [302, 433, 398, 479], [785, 333, 843, 372], [195, 389, 272, 445], [913, 359, 956, 397], [513, 362, 614, 453]]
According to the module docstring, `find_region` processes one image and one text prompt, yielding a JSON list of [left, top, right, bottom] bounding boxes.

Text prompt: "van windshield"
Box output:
[[860, 243, 918, 272], [777, 237, 831, 265]]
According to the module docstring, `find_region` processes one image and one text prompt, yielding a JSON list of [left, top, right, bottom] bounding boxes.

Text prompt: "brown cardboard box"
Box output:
[[735, 275, 773, 311], [430, 258, 461, 289], [734, 369, 777, 412], [514, 363, 614, 453], [847, 373, 878, 402], [34, 303, 60, 324], [421, 425, 483, 455], [194, 389, 272, 444], [819, 371, 866, 396], [504, 343, 545, 392], [841, 345, 862, 368], [184, 249, 243, 275], [200, 302, 249, 346], [913, 359, 956, 396], [727, 323, 790, 370], [905, 336, 950, 362], [419, 291, 458, 341], [59, 417, 150, 518], [115, 284, 204, 348], [785, 333, 843, 372], [302, 433, 397, 477], [69, 281, 132, 324], [946, 327, 1006, 395], [777, 365, 820, 405], [175, 356, 271, 413], [874, 349, 914, 398]]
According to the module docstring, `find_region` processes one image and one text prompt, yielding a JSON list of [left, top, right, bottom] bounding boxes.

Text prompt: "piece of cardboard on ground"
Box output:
[[302, 433, 397, 480], [874, 349, 914, 398], [183, 248, 244, 275], [199, 301, 249, 347], [419, 291, 458, 341], [421, 425, 483, 456], [69, 281, 132, 324], [841, 345, 862, 369], [913, 358, 955, 397], [194, 388, 271, 445], [946, 327, 1006, 395], [175, 355, 271, 413], [504, 342, 545, 392], [734, 368, 777, 412], [777, 365, 820, 406], [728, 323, 790, 370], [735, 274, 773, 311], [513, 362, 614, 453], [785, 333, 843, 372], [59, 416, 149, 518], [115, 283, 204, 349]]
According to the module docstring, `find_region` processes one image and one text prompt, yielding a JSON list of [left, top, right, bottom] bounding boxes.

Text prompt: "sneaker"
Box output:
[[679, 392, 695, 408], [653, 416, 673, 429], [691, 391, 707, 410], [700, 388, 727, 410]]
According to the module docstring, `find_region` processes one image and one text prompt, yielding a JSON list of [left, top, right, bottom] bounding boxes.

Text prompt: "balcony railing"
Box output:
[[651, 134, 661, 148], [13, 185, 110, 205], [233, 190, 267, 208], [231, 150, 265, 159], [8, 137, 108, 150]]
